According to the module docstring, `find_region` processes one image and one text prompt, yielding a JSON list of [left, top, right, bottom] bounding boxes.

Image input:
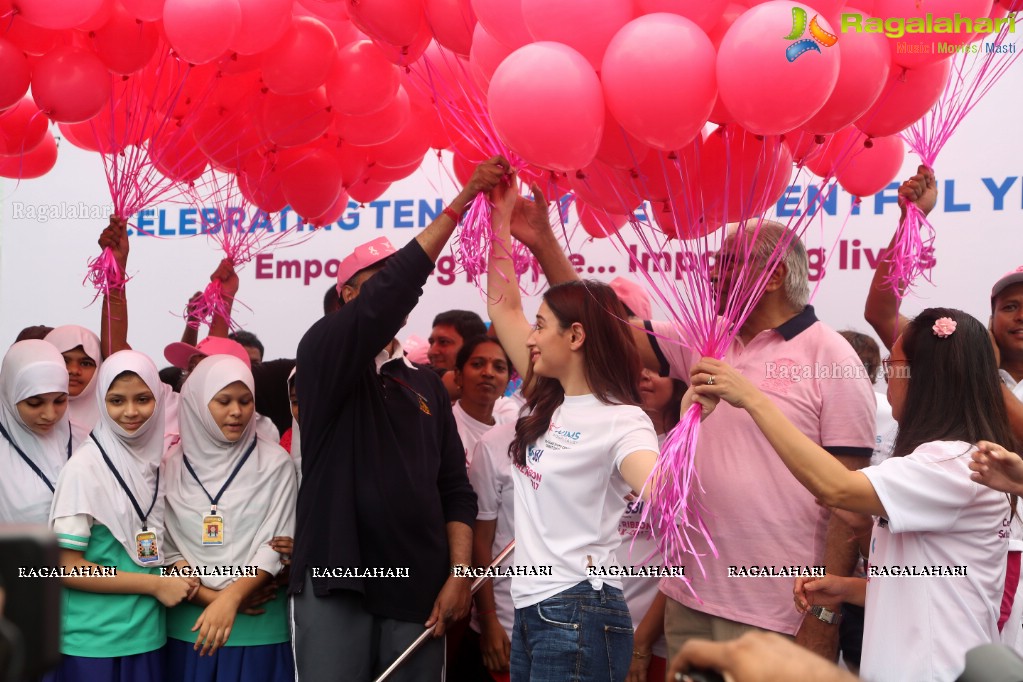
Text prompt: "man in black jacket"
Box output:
[[291, 157, 509, 681]]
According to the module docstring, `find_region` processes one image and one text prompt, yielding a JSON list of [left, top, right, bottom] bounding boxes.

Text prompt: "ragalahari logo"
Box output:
[[784, 7, 838, 62]]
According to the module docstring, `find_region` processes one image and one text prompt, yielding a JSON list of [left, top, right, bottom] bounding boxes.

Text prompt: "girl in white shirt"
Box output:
[[488, 179, 660, 682], [452, 334, 512, 467], [686, 308, 1017, 682]]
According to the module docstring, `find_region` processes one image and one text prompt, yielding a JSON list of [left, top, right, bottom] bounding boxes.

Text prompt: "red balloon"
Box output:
[[92, 4, 161, 75], [163, 0, 241, 64], [784, 128, 830, 168], [336, 141, 370, 187], [568, 161, 642, 214], [309, 188, 352, 227], [704, 2, 745, 125], [371, 19, 433, 66], [239, 154, 288, 212], [15, 0, 107, 30], [230, 0, 293, 55], [359, 103, 433, 168], [452, 152, 474, 185], [602, 14, 717, 151], [468, 21, 510, 89], [279, 147, 343, 219], [634, 0, 727, 31], [0, 129, 57, 178], [597, 110, 651, 170], [260, 88, 332, 148], [489, 42, 604, 172], [835, 133, 905, 197], [578, 202, 628, 239], [470, 0, 532, 49], [651, 199, 718, 240], [150, 125, 208, 181], [31, 47, 112, 123], [803, 15, 891, 134], [425, 0, 476, 56], [333, 86, 411, 146], [0, 97, 48, 155], [855, 59, 952, 137], [348, 0, 425, 47], [632, 145, 699, 203], [122, 0, 165, 21], [295, 0, 349, 21], [262, 16, 337, 95], [699, 125, 793, 227], [347, 177, 391, 203], [367, 158, 422, 182], [0, 39, 31, 110], [0, 1, 67, 56], [521, 0, 634, 70], [325, 40, 401, 116]]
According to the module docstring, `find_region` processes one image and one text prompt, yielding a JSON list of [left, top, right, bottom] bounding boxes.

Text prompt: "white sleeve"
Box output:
[[247, 456, 298, 577], [861, 451, 978, 534], [469, 439, 501, 522], [611, 409, 661, 472], [53, 513, 93, 551]]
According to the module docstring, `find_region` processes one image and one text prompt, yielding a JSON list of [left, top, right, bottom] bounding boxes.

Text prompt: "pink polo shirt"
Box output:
[[652, 306, 876, 634]]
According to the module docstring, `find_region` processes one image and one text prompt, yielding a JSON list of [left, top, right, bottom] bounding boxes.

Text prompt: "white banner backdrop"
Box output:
[[1, 78, 1021, 365]]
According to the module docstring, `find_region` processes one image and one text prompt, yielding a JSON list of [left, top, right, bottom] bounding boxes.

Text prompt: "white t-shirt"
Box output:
[[511, 394, 659, 608], [467, 422, 516, 637], [1000, 369, 1023, 652], [871, 389, 898, 466], [453, 401, 505, 468], [860, 440, 1010, 682]]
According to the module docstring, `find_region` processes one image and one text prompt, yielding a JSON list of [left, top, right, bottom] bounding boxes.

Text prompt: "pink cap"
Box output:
[[610, 277, 652, 319], [164, 336, 252, 370], [403, 334, 429, 364], [992, 267, 1023, 301], [336, 237, 397, 294]]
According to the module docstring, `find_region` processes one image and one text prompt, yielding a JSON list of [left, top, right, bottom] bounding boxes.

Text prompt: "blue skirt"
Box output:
[[165, 638, 295, 682], [42, 647, 165, 682]]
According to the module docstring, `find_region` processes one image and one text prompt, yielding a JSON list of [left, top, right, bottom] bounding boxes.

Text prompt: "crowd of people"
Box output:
[[2, 157, 1023, 682]]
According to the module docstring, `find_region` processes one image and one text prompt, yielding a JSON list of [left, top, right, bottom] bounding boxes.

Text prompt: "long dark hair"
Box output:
[[510, 280, 642, 467], [893, 308, 1018, 457]]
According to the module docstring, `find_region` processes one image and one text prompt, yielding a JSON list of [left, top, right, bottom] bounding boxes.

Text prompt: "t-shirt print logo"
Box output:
[[527, 444, 544, 463], [784, 6, 838, 62]]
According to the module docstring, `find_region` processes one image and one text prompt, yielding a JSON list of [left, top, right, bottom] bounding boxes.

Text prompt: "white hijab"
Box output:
[[50, 351, 168, 567], [164, 356, 296, 589], [0, 340, 71, 524], [44, 325, 102, 448]]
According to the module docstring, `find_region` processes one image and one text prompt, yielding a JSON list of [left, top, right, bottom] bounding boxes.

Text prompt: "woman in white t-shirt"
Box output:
[[488, 180, 661, 682], [684, 308, 1017, 682], [452, 335, 513, 468]]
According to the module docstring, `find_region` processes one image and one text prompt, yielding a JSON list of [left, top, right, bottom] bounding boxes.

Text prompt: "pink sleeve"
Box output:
[[648, 320, 693, 381]]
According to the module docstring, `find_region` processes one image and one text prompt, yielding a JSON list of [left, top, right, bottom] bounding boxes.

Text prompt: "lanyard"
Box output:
[[182, 437, 257, 514], [0, 420, 71, 493], [91, 433, 160, 531]]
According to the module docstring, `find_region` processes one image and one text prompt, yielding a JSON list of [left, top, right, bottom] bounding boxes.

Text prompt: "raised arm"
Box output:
[[864, 165, 937, 350], [508, 182, 579, 286], [488, 178, 534, 376], [99, 216, 131, 358]]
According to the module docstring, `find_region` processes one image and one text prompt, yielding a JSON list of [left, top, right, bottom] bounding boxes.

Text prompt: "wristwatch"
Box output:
[[809, 605, 841, 625]]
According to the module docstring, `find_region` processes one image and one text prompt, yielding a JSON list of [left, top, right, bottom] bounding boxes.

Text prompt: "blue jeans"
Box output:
[[510, 581, 634, 682]]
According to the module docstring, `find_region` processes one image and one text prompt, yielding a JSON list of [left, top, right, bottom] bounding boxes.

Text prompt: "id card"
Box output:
[[135, 530, 160, 564], [202, 514, 224, 546]]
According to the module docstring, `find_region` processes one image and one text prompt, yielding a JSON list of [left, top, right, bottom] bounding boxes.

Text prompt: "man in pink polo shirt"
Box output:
[[511, 203, 875, 661]]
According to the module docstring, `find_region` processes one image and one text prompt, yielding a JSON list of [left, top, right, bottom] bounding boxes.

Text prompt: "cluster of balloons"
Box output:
[[1, 0, 1016, 233]]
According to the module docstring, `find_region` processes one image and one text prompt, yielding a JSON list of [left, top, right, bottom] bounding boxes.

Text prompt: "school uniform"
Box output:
[[44, 325, 102, 449]]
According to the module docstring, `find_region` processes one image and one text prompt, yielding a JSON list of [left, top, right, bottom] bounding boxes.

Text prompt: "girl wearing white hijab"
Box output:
[[44, 325, 102, 448], [163, 355, 297, 681], [0, 340, 71, 525], [47, 350, 197, 682]]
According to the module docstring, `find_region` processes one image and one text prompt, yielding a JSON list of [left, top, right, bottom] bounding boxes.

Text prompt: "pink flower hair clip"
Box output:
[[932, 317, 957, 338]]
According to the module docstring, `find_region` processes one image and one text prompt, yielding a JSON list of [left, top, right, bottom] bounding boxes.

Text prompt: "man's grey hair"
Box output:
[[730, 219, 809, 310]]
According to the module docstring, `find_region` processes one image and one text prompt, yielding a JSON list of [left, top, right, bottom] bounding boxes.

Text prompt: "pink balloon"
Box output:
[[520, 0, 634, 70], [632, 145, 699, 203], [296, 0, 349, 20], [470, 0, 532, 49], [704, 2, 746, 125], [347, 177, 391, 203], [239, 155, 288, 212], [0, 129, 57, 178], [92, 4, 161, 75], [262, 16, 337, 95], [31, 47, 112, 123], [325, 40, 401, 115], [279, 147, 344, 219], [785, 127, 830, 167], [231, 0, 294, 55], [0, 97, 48, 155], [371, 19, 434, 66], [122, 0, 166, 21], [651, 199, 719, 240], [634, 0, 728, 31], [359, 103, 433, 167], [602, 14, 717, 151], [163, 0, 241, 64], [0, 39, 31, 111], [578, 202, 628, 239], [596, 108, 651, 170], [334, 85, 411, 145], [718, 2, 840, 135], [568, 161, 643, 214], [468, 22, 511, 89], [367, 158, 422, 182], [803, 15, 891, 134], [260, 87, 332, 147], [699, 125, 793, 226], [871, 0, 994, 69], [803, 125, 857, 176], [854, 58, 951, 137], [348, 0, 425, 47], [14, 0, 107, 29], [425, 0, 476, 56], [309, 187, 351, 226], [835, 133, 905, 196], [488, 42, 604, 172]]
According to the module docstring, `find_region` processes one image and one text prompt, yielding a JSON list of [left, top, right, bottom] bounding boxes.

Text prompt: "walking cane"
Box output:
[[372, 540, 516, 682]]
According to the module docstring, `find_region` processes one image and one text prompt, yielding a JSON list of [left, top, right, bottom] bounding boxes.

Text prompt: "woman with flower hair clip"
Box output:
[[680, 308, 1018, 682]]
